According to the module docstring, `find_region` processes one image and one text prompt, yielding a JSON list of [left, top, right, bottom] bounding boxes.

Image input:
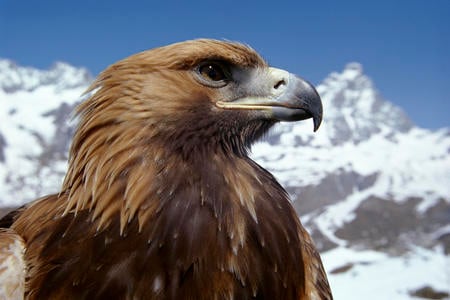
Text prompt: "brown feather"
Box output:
[[4, 39, 332, 299], [0, 228, 26, 299]]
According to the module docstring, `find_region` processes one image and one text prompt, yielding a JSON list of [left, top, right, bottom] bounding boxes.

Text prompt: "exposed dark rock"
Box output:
[[305, 219, 339, 252], [436, 233, 450, 255], [334, 196, 450, 253], [291, 170, 378, 215], [0, 207, 15, 219], [329, 263, 354, 274], [0, 133, 6, 162], [40, 101, 79, 162], [410, 286, 449, 299], [423, 199, 450, 230]]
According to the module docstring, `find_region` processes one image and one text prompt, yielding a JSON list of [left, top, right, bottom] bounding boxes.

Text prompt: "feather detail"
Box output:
[[0, 229, 26, 300], [300, 226, 333, 300]]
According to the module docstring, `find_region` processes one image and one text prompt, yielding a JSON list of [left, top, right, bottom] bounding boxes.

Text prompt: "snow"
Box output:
[[0, 58, 91, 92], [251, 63, 450, 299], [0, 86, 83, 149], [254, 126, 450, 204], [323, 246, 450, 300], [0, 60, 88, 205]]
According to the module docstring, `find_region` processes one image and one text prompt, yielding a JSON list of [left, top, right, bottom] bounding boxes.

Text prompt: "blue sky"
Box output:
[[1, 0, 449, 129]]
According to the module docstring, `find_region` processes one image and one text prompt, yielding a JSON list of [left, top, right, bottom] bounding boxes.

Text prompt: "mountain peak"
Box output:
[[269, 63, 414, 147], [319, 62, 374, 95], [341, 62, 364, 80], [0, 58, 93, 93]]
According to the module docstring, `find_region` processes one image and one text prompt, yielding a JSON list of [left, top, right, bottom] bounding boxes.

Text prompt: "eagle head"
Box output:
[[75, 39, 322, 160]]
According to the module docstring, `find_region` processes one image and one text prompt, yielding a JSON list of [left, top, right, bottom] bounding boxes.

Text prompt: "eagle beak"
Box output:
[[216, 68, 323, 131]]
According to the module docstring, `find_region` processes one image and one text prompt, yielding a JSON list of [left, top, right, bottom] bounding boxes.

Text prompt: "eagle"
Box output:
[[0, 39, 332, 299]]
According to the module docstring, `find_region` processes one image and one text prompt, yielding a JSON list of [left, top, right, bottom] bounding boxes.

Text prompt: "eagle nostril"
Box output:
[[273, 79, 286, 90]]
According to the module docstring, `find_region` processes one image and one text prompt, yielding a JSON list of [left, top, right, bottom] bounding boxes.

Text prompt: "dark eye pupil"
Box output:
[[200, 64, 225, 81], [207, 66, 219, 80]]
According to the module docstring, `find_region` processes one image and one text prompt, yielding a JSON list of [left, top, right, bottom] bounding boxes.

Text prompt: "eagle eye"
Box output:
[[199, 63, 226, 81], [195, 62, 230, 87]]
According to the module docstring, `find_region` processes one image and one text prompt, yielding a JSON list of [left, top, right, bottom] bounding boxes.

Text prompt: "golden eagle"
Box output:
[[0, 39, 332, 299]]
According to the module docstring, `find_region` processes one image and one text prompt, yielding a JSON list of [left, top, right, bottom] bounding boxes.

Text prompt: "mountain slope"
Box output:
[[0, 58, 91, 204], [251, 63, 450, 299], [0, 59, 448, 299]]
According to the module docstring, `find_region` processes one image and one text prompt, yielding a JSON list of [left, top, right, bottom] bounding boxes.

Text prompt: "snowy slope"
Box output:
[[253, 65, 449, 251], [0, 58, 91, 203], [0, 58, 91, 93], [0, 59, 448, 299], [251, 63, 450, 298], [323, 247, 450, 300]]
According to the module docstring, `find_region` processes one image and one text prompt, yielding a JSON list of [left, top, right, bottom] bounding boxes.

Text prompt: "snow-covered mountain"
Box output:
[[0, 59, 91, 93], [0, 58, 91, 203], [0, 58, 448, 299]]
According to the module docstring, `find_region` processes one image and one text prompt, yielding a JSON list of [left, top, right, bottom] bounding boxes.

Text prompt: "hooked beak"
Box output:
[[216, 68, 323, 131]]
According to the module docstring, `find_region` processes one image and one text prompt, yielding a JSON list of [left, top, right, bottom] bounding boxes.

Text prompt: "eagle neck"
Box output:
[[63, 134, 266, 235]]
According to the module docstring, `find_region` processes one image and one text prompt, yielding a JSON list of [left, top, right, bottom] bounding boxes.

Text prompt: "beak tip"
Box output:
[[292, 76, 323, 132], [312, 110, 323, 132], [313, 118, 321, 132]]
